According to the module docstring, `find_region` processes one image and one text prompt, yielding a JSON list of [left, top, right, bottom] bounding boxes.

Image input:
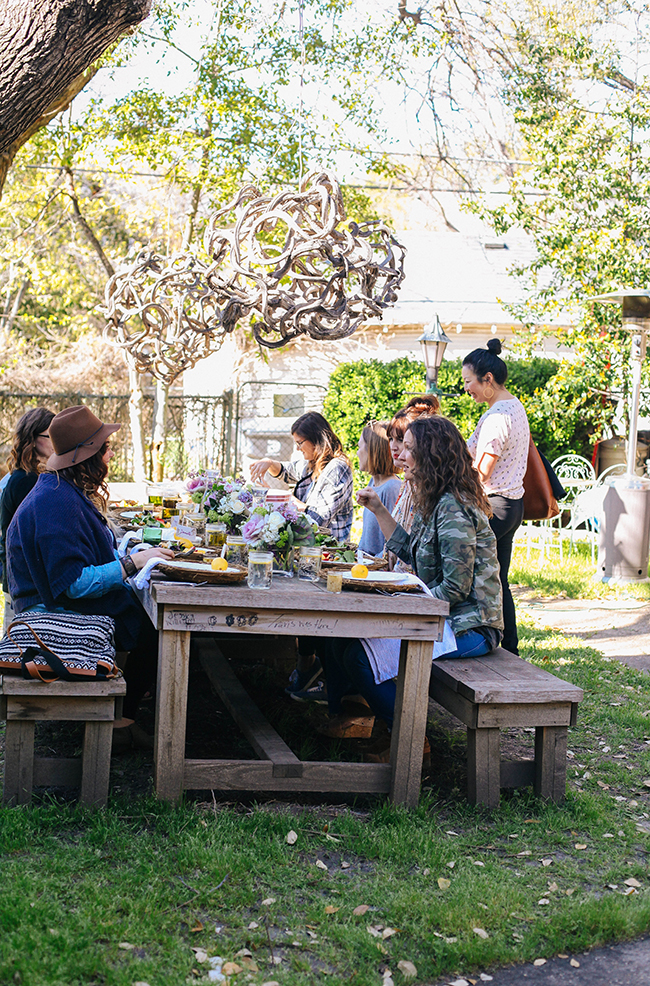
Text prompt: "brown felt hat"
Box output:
[[47, 405, 121, 470]]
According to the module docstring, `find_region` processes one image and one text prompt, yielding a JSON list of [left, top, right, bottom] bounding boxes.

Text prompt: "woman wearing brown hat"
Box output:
[[6, 405, 174, 752]]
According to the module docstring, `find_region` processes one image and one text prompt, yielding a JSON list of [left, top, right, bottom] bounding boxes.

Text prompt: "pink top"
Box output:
[[467, 397, 529, 499]]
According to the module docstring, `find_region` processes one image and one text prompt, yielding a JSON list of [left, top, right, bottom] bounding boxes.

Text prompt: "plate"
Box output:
[[341, 571, 425, 594], [157, 561, 247, 585]]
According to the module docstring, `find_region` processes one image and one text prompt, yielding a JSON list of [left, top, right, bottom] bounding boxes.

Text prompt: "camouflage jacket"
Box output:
[[386, 492, 503, 636]]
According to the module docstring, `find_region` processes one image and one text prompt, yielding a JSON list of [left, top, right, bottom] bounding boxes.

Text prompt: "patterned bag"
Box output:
[[0, 612, 119, 682]]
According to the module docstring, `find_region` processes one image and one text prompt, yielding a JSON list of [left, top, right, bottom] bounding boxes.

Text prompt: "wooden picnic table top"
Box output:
[[142, 576, 448, 640]]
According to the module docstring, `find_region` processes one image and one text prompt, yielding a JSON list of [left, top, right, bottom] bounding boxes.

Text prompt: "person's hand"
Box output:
[[289, 495, 306, 512], [250, 458, 280, 483], [131, 546, 175, 570], [356, 487, 382, 512]]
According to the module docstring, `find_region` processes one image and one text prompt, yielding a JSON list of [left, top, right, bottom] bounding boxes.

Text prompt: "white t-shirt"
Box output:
[[467, 397, 529, 499]]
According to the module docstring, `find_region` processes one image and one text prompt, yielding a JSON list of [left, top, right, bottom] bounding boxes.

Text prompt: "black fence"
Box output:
[[0, 391, 234, 481]]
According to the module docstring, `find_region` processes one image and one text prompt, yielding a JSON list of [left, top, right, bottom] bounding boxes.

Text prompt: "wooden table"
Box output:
[[140, 579, 447, 807]]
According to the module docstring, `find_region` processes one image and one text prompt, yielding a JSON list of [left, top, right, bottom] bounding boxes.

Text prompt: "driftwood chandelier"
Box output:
[[104, 171, 406, 383]]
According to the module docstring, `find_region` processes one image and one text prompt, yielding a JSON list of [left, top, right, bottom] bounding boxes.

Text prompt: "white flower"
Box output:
[[268, 511, 285, 529], [230, 499, 246, 514]]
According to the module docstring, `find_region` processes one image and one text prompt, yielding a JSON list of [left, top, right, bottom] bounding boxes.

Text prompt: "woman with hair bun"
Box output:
[[462, 338, 529, 654]]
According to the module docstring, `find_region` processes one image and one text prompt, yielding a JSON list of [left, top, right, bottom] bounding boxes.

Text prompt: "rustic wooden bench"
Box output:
[[0, 675, 127, 807], [428, 647, 583, 807]]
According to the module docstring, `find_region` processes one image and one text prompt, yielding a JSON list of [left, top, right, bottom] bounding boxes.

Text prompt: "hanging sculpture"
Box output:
[[104, 171, 406, 381]]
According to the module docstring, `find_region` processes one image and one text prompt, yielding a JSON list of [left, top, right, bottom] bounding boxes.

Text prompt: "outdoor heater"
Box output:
[[591, 289, 650, 581]]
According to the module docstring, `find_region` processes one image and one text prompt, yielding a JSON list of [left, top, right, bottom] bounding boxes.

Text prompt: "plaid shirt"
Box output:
[[280, 457, 353, 542]]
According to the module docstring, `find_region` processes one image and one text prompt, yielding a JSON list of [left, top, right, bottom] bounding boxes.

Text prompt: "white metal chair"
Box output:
[[544, 454, 597, 561]]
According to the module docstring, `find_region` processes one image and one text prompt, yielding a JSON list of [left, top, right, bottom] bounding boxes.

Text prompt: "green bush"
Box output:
[[324, 355, 601, 461]]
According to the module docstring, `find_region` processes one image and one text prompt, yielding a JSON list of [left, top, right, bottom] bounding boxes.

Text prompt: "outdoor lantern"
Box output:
[[418, 316, 451, 391], [590, 288, 650, 582]]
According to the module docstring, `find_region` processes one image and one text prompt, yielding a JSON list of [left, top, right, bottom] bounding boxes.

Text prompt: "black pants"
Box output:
[[122, 615, 159, 719], [488, 494, 524, 654]]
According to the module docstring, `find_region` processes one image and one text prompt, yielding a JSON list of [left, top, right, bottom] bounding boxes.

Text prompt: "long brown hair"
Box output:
[[56, 443, 110, 511], [407, 416, 492, 520], [291, 411, 348, 479], [386, 394, 439, 441], [7, 407, 54, 474], [361, 421, 396, 477]]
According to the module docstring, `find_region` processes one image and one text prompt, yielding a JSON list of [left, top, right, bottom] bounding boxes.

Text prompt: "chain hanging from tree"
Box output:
[[104, 171, 406, 379]]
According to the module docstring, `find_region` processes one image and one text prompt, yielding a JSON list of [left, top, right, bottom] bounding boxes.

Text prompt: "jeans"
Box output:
[[440, 628, 492, 660], [318, 638, 397, 728], [488, 494, 524, 654], [318, 629, 493, 730]]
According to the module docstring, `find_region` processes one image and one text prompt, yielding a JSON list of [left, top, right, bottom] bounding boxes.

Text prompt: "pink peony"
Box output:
[[241, 514, 266, 544], [186, 476, 206, 492]]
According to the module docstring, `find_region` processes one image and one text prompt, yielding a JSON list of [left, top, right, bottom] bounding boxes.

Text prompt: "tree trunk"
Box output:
[[128, 364, 147, 482], [0, 0, 152, 194], [152, 379, 168, 482]]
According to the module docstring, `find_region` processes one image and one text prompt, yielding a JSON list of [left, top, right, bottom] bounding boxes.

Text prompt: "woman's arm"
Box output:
[[475, 451, 499, 484], [249, 458, 282, 483], [66, 547, 174, 599]]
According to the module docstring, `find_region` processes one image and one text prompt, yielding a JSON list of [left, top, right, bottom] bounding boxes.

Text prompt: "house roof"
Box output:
[[377, 229, 560, 328]]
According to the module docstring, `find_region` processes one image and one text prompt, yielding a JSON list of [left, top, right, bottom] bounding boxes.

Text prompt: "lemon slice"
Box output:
[[211, 557, 229, 571], [350, 563, 369, 579]]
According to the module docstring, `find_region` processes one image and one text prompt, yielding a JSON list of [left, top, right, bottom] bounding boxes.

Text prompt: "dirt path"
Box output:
[[515, 590, 650, 674]]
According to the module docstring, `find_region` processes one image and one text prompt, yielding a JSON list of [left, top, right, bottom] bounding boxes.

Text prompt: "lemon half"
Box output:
[[211, 557, 228, 571]]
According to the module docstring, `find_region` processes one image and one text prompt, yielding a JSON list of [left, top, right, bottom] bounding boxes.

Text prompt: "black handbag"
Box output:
[[538, 449, 567, 501]]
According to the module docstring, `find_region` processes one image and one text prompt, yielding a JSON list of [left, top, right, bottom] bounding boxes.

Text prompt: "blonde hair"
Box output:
[[361, 421, 396, 477]]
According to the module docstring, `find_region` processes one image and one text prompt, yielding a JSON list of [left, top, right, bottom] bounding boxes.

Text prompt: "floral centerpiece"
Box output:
[[241, 503, 317, 576], [185, 473, 254, 534]]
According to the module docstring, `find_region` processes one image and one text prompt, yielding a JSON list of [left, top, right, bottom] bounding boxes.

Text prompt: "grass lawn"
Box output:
[[2, 554, 650, 985]]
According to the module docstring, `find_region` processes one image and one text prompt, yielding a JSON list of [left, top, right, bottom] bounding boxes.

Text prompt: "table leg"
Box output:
[[154, 628, 191, 801], [389, 639, 433, 808]]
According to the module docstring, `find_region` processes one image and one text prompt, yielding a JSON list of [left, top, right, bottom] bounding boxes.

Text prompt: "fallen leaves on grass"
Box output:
[[437, 877, 451, 890], [473, 927, 489, 939], [397, 959, 417, 978], [570, 959, 580, 967], [190, 920, 204, 933], [315, 859, 328, 871], [286, 830, 298, 845], [433, 931, 458, 943], [118, 942, 134, 950], [624, 877, 642, 888], [533, 958, 546, 966], [191, 948, 208, 963], [222, 962, 242, 975], [261, 898, 276, 906], [353, 904, 369, 916], [541, 858, 553, 866], [324, 905, 339, 914], [574, 844, 587, 850]]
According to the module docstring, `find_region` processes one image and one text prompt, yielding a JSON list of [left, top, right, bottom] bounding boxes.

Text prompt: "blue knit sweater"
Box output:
[[6, 473, 142, 649]]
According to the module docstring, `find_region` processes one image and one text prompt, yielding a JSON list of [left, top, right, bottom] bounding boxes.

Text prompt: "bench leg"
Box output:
[[3, 720, 35, 806], [535, 725, 568, 802], [467, 727, 500, 807], [81, 721, 114, 806], [389, 640, 433, 808]]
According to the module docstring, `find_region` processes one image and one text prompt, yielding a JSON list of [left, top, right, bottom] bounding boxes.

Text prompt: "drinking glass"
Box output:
[[297, 546, 322, 581], [247, 551, 273, 589], [225, 535, 248, 567], [205, 522, 227, 549], [251, 488, 268, 508]]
